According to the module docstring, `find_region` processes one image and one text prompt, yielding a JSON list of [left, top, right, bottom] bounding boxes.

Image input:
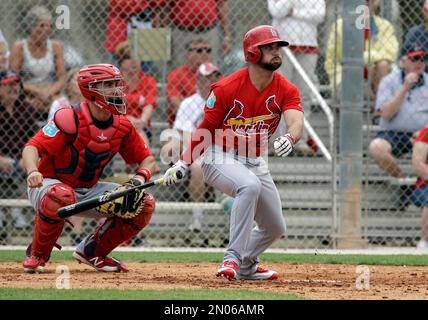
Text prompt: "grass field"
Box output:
[[1, 249, 427, 300], [1, 250, 428, 265]]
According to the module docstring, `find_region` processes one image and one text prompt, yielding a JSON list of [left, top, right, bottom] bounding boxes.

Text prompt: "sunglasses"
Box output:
[[189, 47, 212, 54], [409, 55, 426, 62]]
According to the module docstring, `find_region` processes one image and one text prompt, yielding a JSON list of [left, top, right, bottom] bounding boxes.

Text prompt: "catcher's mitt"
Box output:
[[96, 179, 146, 219]]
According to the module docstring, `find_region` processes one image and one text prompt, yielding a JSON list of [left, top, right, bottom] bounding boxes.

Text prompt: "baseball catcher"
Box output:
[[22, 64, 156, 273]]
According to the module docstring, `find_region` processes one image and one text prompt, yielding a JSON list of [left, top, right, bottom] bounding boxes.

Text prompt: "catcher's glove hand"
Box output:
[[96, 178, 146, 219]]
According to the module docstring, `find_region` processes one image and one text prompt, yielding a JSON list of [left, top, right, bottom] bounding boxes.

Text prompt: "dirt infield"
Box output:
[[1, 261, 427, 299]]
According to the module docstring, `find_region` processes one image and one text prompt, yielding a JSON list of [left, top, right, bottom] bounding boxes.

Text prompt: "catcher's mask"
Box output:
[[77, 64, 127, 115]]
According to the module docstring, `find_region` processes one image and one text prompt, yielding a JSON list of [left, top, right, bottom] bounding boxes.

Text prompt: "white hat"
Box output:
[[198, 62, 220, 76]]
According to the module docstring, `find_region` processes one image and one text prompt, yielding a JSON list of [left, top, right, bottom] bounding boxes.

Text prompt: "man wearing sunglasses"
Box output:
[[368, 42, 428, 210]]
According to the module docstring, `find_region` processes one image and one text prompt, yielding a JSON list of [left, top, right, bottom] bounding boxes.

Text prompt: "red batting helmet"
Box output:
[[243, 25, 289, 64], [77, 64, 126, 115]]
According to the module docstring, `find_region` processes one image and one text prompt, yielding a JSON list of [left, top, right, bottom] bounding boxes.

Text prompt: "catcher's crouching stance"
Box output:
[[22, 64, 156, 273]]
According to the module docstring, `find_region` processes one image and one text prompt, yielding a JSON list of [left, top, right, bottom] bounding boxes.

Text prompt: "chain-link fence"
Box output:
[[0, 0, 427, 250]]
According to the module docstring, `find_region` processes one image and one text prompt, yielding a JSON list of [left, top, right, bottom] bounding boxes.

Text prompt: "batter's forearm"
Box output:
[[283, 110, 304, 143], [287, 123, 303, 143]]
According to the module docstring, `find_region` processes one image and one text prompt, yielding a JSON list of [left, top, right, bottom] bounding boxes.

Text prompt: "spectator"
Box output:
[[166, 38, 211, 126], [116, 42, 158, 146], [403, 0, 428, 72], [368, 42, 428, 209], [411, 126, 428, 249], [10, 5, 66, 117], [104, 0, 166, 73], [268, 0, 326, 154], [48, 68, 82, 120], [0, 69, 42, 233], [0, 29, 9, 70], [325, 0, 398, 97], [164, 0, 231, 68], [170, 62, 222, 232]]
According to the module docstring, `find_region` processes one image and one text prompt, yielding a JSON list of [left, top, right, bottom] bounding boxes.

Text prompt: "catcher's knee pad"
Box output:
[[29, 184, 76, 260], [39, 184, 76, 222]]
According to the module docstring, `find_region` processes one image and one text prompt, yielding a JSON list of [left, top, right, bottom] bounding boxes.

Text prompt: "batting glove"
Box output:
[[273, 133, 295, 157], [164, 160, 188, 185]]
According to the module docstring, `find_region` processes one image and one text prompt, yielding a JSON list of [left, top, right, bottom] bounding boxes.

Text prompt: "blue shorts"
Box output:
[[412, 186, 428, 208], [376, 131, 413, 157]]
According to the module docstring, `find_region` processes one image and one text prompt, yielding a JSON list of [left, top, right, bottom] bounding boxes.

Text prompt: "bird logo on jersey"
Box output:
[[223, 95, 281, 137]]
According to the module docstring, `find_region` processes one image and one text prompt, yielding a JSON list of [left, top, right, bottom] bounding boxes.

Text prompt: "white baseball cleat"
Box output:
[[236, 266, 279, 280]]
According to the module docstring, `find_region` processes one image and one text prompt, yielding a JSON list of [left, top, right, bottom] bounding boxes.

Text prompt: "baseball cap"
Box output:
[[401, 41, 428, 59], [198, 62, 221, 77], [0, 69, 20, 85]]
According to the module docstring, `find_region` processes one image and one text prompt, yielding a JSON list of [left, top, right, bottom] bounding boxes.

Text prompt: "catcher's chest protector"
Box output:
[[54, 102, 132, 187]]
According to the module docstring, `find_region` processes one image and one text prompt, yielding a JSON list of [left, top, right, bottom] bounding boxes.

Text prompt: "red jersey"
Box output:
[[125, 71, 157, 126], [166, 64, 197, 125], [181, 67, 303, 163], [27, 102, 151, 188], [169, 0, 222, 30], [415, 127, 428, 189]]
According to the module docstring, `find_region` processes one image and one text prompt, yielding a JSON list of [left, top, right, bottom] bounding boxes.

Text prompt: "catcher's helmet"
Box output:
[[243, 25, 289, 64], [77, 64, 126, 115]]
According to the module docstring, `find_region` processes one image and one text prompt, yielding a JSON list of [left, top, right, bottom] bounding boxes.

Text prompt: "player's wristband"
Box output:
[[285, 133, 295, 145], [27, 169, 40, 177], [135, 167, 151, 182]]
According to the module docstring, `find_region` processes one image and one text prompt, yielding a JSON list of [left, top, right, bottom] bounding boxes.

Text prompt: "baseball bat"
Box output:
[[57, 171, 183, 218]]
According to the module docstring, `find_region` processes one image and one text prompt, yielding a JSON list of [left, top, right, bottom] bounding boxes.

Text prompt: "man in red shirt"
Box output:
[[164, 26, 304, 280], [164, 0, 231, 68], [166, 38, 211, 126], [22, 64, 157, 273]]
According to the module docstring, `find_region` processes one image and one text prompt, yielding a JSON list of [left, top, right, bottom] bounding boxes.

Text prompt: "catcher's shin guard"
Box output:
[[28, 184, 76, 260], [84, 193, 155, 257]]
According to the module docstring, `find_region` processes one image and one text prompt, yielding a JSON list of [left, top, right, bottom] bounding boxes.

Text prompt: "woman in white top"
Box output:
[[10, 5, 66, 115]]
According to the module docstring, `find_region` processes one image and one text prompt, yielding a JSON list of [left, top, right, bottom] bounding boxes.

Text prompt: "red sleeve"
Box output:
[[415, 127, 428, 143], [119, 126, 152, 164], [26, 121, 72, 156], [201, 86, 228, 125], [282, 82, 303, 112]]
